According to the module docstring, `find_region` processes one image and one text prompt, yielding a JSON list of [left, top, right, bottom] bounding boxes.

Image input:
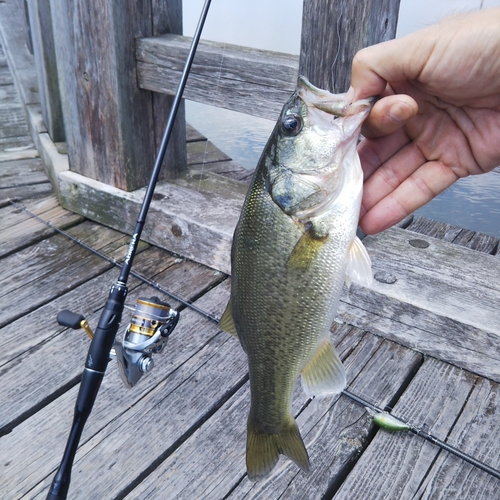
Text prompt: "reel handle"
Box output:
[[57, 310, 85, 329]]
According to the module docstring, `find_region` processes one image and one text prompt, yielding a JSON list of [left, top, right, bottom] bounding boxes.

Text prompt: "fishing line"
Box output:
[[7, 199, 220, 324], [196, 41, 227, 192], [331, 0, 346, 91]]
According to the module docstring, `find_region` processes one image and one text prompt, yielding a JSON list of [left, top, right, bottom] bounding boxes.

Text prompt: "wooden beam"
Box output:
[[49, 0, 187, 192], [299, 0, 401, 93], [136, 34, 299, 121]]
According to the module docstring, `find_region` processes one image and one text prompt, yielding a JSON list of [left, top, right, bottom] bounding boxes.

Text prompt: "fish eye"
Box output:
[[281, 114, 302, 136]]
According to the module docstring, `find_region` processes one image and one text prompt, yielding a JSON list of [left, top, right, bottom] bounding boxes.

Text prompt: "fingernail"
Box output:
[[345, 86, 355, 102], [389, 101, 413, 122]]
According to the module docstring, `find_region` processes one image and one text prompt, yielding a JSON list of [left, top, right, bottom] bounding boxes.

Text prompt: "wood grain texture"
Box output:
[[137, 34, 298, 121], [25, 0, 65, 141], [0, 0, 39, 106], [0, 248, 223, 443], [58, 169, 243, 274], [405, 216, 499, 254], [299, 0, 401, 93], [412, 377, 500, 498], [337, 226, 500, 381], [0, 221, 143, 328], [228, 340, 422, 500], [0, 195, 83, 257], [361, 227, 500, 332], [49, 0, 186, 191], [333, 358, 478, 499]]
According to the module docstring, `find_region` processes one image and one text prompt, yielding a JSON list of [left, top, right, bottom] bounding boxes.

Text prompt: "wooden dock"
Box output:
[[2, 10, 500, 500]]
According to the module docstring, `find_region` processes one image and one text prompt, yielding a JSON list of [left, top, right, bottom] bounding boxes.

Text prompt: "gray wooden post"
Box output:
[[26, 0, 65, 142], [299, 0, 401, 93], [49, 0, 186, 192]]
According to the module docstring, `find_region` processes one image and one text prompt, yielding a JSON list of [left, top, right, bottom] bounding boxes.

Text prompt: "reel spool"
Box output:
[[114, 296, 179, 387], [57, 296, 179, 388]]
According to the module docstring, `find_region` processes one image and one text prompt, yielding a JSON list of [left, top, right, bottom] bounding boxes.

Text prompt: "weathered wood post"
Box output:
[[49, 0, 186, 192], [300, 0, 401, 93], [26, 0, 65, 142]]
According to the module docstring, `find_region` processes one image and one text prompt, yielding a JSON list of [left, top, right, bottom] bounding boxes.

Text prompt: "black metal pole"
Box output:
[[46, 2, 212, 498]]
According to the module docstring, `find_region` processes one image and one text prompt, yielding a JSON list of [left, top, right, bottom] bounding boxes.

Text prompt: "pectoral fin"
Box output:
[[219, 300, 238, 338], [287, 224, 328, 270], [345, 235, 373, 288], [301, 340, 346, 397]]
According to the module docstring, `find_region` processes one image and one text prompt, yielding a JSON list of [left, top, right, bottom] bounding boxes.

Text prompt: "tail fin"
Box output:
[[246, 414, 310, 480]]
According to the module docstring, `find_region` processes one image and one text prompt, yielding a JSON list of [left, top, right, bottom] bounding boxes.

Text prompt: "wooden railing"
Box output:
[[25, 0, 401, 192]]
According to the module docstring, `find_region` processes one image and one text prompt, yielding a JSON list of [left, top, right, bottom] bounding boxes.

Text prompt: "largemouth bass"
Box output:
[[220, 76, 373, 479]]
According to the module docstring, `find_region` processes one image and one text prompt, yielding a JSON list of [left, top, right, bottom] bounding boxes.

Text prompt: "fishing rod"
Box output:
[[46, 1, 213, 498]]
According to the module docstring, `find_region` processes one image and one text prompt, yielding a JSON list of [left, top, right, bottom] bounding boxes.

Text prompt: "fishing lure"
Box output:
[[366, 407, 410, 432]]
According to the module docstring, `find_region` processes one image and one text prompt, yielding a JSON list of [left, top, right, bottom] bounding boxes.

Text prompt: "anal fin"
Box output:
[[301, 340, 346, 397]]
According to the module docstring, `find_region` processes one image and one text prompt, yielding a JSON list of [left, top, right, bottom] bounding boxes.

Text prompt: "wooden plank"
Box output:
[[360, 227, 500, 332], [339, 287, 500, 382], [451, 228, 476, 247], [0, 59, 14, 85], [0, 246, 166, 368], [150, 0, 186, 179], [26, 0, 65, 141], [411, 377, 500, 498], [333, 358, 477, 499], [0, 200, 83, 257], [0, 83, 23, 108], [404, 217, 500, 254], [2, 277, 229, 499], [136, 34, 298, 121], [58, 169, 243, 274], [0, 157, 48, 187], [191, 160, 253, 184], [458, 230, 498, 254], [0, 221, 143, 327], [187, 139, 231, 165], [34, 321, 354, 499], [405, 215, 462, 242], [0, 0, 39, 106], [186, 123, 206, 142], [50, 0, 186, 191], [0, 146, 38, 162], [0, 106, 30, 140], [227, 339, 421, 500], [0, 181, 52, 201], [336, 227, 500, 381], [299, 0, 401, 93]]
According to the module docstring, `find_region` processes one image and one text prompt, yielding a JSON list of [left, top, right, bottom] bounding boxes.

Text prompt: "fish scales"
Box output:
[[220, 77, 373, 480]]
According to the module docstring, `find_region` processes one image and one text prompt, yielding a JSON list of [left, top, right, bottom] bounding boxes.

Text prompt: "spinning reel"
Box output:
[[58, 296, 179, 388]]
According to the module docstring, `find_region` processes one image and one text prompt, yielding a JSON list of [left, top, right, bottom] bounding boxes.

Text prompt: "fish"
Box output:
[[219, 76, 373, 480]]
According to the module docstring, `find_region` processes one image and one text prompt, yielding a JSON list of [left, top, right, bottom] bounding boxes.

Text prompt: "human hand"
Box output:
[[349, 8, 500, 234]]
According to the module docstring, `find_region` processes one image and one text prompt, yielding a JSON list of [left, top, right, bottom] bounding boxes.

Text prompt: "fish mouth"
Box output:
[[297, 76, 374, 126]]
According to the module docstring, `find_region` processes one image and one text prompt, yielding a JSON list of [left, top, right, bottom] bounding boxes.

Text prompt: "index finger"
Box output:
[[350, 35, 432, 101]]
